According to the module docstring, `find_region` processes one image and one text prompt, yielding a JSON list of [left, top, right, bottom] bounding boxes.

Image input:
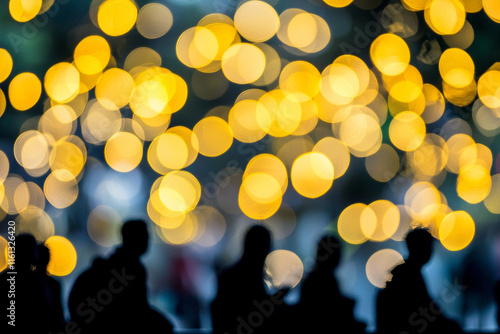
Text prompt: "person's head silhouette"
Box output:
[[121, 219, 149, 257], [242, 224, 272, 266], [405, 228, 433, 268], [16, 233, 37, 272], [37, 243, 50, 274], [315, 235, 341, 272]]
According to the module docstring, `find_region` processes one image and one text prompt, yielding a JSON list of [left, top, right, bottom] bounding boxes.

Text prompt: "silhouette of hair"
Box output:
[[37, 243, 50, 272], [243, 224, 271, 259], [16, 233, 37, 270], [121, 219, 149, 256]]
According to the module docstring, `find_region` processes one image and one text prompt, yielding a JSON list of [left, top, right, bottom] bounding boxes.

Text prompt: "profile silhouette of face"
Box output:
[[405, 229, 433, 267], [16, 234, 37, 271], [122, 220, 149, 256], [243, 225, 272, 266]]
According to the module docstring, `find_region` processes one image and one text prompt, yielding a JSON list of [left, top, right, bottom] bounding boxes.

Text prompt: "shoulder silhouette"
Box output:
[[293, 235, 366, 333], [376, 228, 462, 334], [68, 219, 173, 334]]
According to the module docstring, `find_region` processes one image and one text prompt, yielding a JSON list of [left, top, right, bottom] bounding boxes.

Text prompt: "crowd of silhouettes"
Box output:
[[2, 220, 500, 333]]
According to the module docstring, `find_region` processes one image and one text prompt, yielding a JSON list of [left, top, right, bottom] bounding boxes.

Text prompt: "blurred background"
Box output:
[[1, 0, 500, 332]]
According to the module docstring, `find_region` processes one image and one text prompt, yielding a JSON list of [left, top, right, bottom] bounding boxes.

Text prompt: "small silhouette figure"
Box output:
[[1, 234, 51, 333], [37, 243, 65, 332], [68, 220, 173, 334], [376, 228, 462, 334], [211, 225, 286, 334], [293, 235, 366, 333]]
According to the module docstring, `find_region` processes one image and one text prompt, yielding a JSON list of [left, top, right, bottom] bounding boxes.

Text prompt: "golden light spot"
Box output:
[[221, 43, 266, 84], [87, 205, 122, 247], [264, 250, 304, 289], [366, 249, 404, 288], [9, 0, 42, 22], [229, 100, 269, 143], [74, 35, 110, 75], [16, 206, 54, 241], [0, 176, 29, 215], [137, 3, 173, 39], [45, 236, 77, 276], [234, 1, 279, 42], [338, 106, 382, 157], [0, 237, 7, 272], [424, 0, 466, 35], [159, 171, 201, 213], [193, 117, 233, 157], [361, 200, 400, 242], [323, 0, 353, 8], [421, 84, 445, 123], [443, 20, 474, 49], [407, 134, 448, 178], [288, 13, 317, 48], [148, 133, 188, 172], [457, 164, 492, 204], [439, 48, 474, 88], [439, 211, 475, 251], [0, 150, 9, 183], [320, 63, 360, 105], [402, 0, 427, 11], [44, 170, 78, 209], [176, 27, 219, 69], [0, 49, 13, 83], [389, 111, 426, 151], [404, 182, 441, 222], [257, 90, 302, 137], [445, 133, 475, 173], [238, 186, 281, 220], [95, 68, 135, 110], [98, 0, 138, 36], [192, 206, 226, 247], [478, 68, 500, 109], [8, 72, 42, 111], [132, 112, 171, 141], [165, 126, 199, 168], [49, 138, 86, 179], [124, 47, 162, 72], [462, 0, 482, 13], [370, 34, 410, 76], [482, 0, 500, 23], [244, 154, 288, 194], [313, 137, 350, 179], [159, 212, 198, 245], [81, 100, 122, 145], [279, 61, 321, 102], [0, 89, 5, 118], [104, 132, 143, 173], [25, 182, 45, 211], [484, 174, 500, 214], [338, 203, 371, 244], [291, 152, 334, 198], [442, 79, 477, 107], [279, 11, 330, 53], [365, 144, 400, 182], [44, 63, 80, 103], [243, 173, 282, 204], [14, 130, 50, 172]]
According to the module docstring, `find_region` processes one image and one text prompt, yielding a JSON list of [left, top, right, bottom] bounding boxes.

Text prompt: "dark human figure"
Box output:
[[376, 228, 463, 334], [37, 243, 66, 333], [293, 235, 366, 333], [211, 225, 286, 334], [0, 233, 51, 333], [68, 220, 173, 334]]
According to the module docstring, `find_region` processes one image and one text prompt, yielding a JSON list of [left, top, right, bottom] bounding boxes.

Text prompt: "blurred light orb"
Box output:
[[74, 35, 111, 75], [457, 164, 492, 204], [105, 132, 143, 173], [137, 3, 173, 39], [159, 171, 201, 213], [424, 0, 465, 35], [95, 68, 135, 110], [370, 34, 410, 76], [45, 236, 77, 276], [338, 203, 371, 244], [361, 200, 400, 242], [9, 0, 42, 22], [389, 111, 426, 151], [87, 205, 122, 247], [439, 48, 474, 88], [176, 27, 219, 69], [98, 0, 138, 36], [16, 206, 55, 241], [192, 206, 226, 248], [222, 43, 266, 84], [44, 170, 79, 209], [234, 1, 279, 42], [313, 137, 350, 179], [0, 89, 5, 118], [44, 63, 80, 103], [366, 249, 404, 288], [439, 211, 475, 251], [264, 250, 304, 289], [484, 174, 500, 214], [291, 152, 334, 198], [0, 237, 7, 272], [365, 144, 400, 182], [484, 0, 500, 23], [9, 72, 42, 111], [0, 49, 13, 84], [193, 117, 233, 157], [323, 0, 353, 8]]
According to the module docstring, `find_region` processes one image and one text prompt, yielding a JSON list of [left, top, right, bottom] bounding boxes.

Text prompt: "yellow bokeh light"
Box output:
[[49, 138, 86, 179], [313, 137, 350, 179], [457, 164, 492, 204], [238, 186, 281, 220], [389, 111, 426, 151], [9, 72, 42, 111], [338, 106, 382, 157], [44, 62, 80, 103], [484, 174, 500, 214], [0, 176, 29, 215], [445, 133, 475, 173], [193, 117, 233, 157], [159, 171, 201, 214], [264, 250, 304, 289], [234, 1, 279, 43], [137, 3, 173, 39], [16, 206, 55, 241], [370, 34, 410, 76], [45, 236, 77, 276], [338, 203, 370, 244], [176, 27, 219, 69], [291, 152, 334, 198], [95, 68, 135, 110], [443, 20, 474, 49], [105, 132, 143, 172], [158, 212, 198, 245], [365, 144, 400, 182], [424, 0, 466, 35], [229, 100, 269, 143], [421, 84, 446, 123], [0, 49, 13, 84], [44, 169, 79, 209], [439, 48, 474, 88], [478, 68, 500, 109], [87, 205, 122, 247], [361, 200, 400, 242], [242, 172, 282, 204], [9, 0, 42, 22], [439, 211, 475, 251], [74, 35, 110, 76], [98, 0, 138, 37], [366, 249, 404, 288], [148, 132, 188, 172], [279, 61, 321, 102], [404, 182, 441, 222], [0, 89, 5, 118], [323, 0, 353, 8], [0, 237, 7, 272], [484, 0, 500, 23], [222, 43, 266, 84]]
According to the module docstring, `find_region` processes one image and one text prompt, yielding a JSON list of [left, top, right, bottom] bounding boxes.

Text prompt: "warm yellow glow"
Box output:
[[443, 21, 474, 49], [424, 0, 466, 35], [98, 0, 138, 36], [484, 174, 500, 214], [291, 152, 334, 198], [439, 211, 475, 251], [44, 63, 80, 103], [0, 49, 13, 84], [234, 1, 279, 42], [457, 164, 492, 204], [9, 0, 42, 22], [238, 186, 281, 220], [370, 34, 410, 76], [313, 137, 350, 179], [0, 89, 5, 118], [95, 68, 135, 110], [81, 100, 122, 144], [389, 111, 426, 151], [49, 139, 86, 179], [0, 176, 29, 215], [9, 72, 42, 111], [338, 203, 371, 244], [229, 100, 268, 143], [124, 47, 162, 72], [339, 106, 382, 157], [44, 170, 79, 209], [256, 90, 302, 137], [244, 154, 288, 194], [483, 0, 500, 23], [264, 250, 304, 289], [366, 249, 404, 288], [407, 134, 448, 177], [421, 84, 445, 123], [148, 133, 188, 172], [193, 117, 233, 157], [137, 3, 173, 39], [87, 206, 122, 247], [445, 133, 475, 173], [192, 206, 226, 247], [104, 132, 143, 172], [478, 69, 500, 109], [243, 173, 282, 204], [365, 144, 400, 182], [158, 212, 198, 245], [323, 0, 353, 8], [74, 35, 110, 75], [45, 236, 77, 276], [14, 130, 50, 172], [361, 200, 400, 242], [0, 237, 7, 272], [159, 171, 201, 213], [222, 43, 266, 84], [176, 27, 219, 69], [279, 61, 321, 102], [439, 48, 474, 88], [404, 182, 441, 222]]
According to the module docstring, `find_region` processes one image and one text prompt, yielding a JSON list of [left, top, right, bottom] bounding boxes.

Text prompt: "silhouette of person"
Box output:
[[37, 243, 65, 333], [376, 228, 462, 334], [292, 235, 366, 333], [68, 219, 173, 334], [211, 224, 286, 334], [0, 233, 51, 333]]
